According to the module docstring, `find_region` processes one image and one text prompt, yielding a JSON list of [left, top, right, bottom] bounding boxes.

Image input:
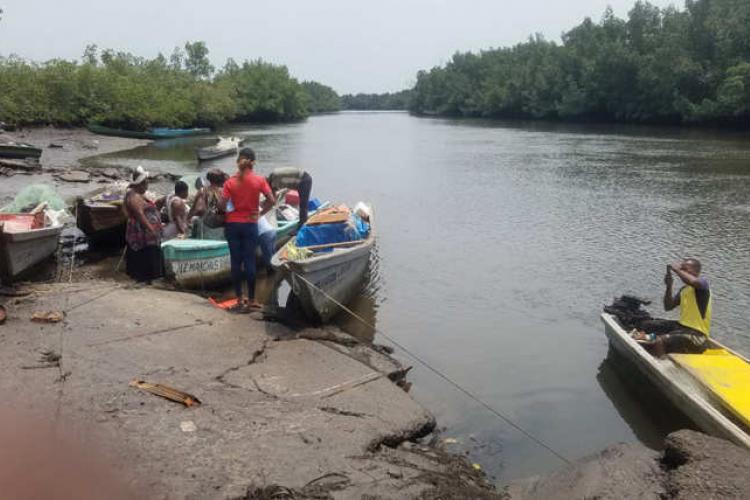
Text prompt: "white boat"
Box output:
[[0, 216, 62, 282], [271, 207, 375, 322], [196, 136, 242, 161], [601, 313, 750, 448]]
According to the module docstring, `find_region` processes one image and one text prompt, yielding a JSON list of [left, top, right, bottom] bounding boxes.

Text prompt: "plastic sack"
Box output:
[[295, 214, 369, 248]]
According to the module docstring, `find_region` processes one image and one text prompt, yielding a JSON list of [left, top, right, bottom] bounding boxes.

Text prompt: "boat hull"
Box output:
[[88, 124, 211, 140], [0, 224, 62, 281], [273, 227, 374, 322], [0, 144, 43, 160], [162, 240, 230, 289], [76, 198, 126, 246], [602, 313, 750, 448], [197, 146, 238, 161]]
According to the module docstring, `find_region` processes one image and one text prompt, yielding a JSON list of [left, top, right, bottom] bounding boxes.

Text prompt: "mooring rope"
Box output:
[[288, 269, 572, 465]]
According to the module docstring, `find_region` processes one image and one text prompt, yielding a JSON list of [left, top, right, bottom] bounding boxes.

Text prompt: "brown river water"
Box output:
[[95, 111, 750, 481]]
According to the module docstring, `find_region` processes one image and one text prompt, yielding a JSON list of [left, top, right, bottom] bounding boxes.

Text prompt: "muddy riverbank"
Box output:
[[0, 127, 151, 207]]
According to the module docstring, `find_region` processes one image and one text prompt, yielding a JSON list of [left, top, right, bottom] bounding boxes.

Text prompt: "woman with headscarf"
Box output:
[[220, 148, 275, 311], [123, 166, 162, 282]]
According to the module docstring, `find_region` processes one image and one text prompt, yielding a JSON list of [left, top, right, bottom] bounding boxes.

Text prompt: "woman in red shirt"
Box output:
[[221, 148, 275, 311]]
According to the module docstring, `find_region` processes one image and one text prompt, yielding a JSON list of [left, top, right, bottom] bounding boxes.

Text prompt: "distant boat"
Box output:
[[88, 124, 211, 140], [196, 137, 243, 161], [0, 141, 43, 160]]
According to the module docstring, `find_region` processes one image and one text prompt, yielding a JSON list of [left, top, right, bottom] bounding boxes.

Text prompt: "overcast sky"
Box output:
[[0, 0, 677, 94]]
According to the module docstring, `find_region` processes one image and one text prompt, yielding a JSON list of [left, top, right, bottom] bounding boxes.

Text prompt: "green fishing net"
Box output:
[[0, 184, 66, 212]]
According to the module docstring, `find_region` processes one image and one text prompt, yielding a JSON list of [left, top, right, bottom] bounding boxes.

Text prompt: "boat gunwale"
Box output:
[[601, 312, 750, 448]]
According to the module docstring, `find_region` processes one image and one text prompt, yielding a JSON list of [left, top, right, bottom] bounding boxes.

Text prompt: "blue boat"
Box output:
[[88, 124, 211, 140]]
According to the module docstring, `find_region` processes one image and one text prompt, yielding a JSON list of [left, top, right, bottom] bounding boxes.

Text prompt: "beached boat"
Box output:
[[75, 186, 128, 246], [0, 141, 43, 160], [88, 124, 211, 140], [0, 214, 62, 281], [601, 313, 750, 449], [196, 137, 242, 161], [162, 239, 230, 289], [271, 206, 374, 322]]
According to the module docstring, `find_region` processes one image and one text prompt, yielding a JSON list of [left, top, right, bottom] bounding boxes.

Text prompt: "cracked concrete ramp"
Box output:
[[0, 283, 463, 499]]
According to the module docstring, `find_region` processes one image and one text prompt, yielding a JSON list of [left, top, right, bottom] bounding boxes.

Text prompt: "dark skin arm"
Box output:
[[260, 189, 276, 217], [663, 265, 679, 311], [171, 198, 189, 234], [188, 189, 206, 218], [670, 263, 703, 288]]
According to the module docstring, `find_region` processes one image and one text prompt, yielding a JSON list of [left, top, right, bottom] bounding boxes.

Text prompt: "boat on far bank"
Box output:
[[602, 313, 750, 449], [88, 124, 211, 140], [0, 141, 43, 160]]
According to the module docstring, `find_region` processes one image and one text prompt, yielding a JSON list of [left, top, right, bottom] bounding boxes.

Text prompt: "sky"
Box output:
[[0, 0, 678, 94]]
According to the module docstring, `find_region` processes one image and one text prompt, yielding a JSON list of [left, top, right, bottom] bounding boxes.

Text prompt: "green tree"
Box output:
[[184, 41, 214, 79]]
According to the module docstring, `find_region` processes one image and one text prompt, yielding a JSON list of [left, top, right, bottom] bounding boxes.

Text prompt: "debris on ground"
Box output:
[[0, 305, 6, 324], [180, 421, 197, 432], [30, 310, 65, 323], [129, 379, 202, 407], [54, 170, 91, 183]]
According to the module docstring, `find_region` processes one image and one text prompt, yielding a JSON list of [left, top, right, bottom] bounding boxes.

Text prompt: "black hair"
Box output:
[[175, 180, 189, 194], [685, 258, 702, 273], [206, 169, 227, 186], [238, 147, 256, 161]]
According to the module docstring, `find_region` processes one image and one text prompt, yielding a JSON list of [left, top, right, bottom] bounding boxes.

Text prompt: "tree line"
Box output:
[[409, 0, 750, 126], [0, 42, 342, 129]]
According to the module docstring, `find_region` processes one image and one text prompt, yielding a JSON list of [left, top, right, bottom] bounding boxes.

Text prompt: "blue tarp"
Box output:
[[295, 214, 370, 248]]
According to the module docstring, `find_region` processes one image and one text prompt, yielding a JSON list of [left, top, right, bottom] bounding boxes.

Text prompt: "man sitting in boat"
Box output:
[[634, 258, 711, 357], [158, 180, 190, 240], [266, 167, 312, 228]]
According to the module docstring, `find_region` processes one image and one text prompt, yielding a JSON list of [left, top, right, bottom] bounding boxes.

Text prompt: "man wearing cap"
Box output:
[[266, 167, 313, 227], [220, 148, 275, 312]]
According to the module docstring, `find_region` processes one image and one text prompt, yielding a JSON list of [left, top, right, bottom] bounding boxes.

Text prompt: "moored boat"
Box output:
[[601, 312, 750, 449], [271, 205, 374, 322], [197, 137, 242, 161], [88, 124, 211, 140], [76, 186, 129, 246], [162, 239, 231, 289], [0, 141, 43, 160], [0, 213, 62, 282]]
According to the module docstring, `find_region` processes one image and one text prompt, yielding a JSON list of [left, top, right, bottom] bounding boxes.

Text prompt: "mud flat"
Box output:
[[0, 281, 499, 498], [0, 127, 149, 207]]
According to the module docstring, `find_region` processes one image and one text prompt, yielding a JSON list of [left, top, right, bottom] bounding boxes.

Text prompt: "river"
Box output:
[[97, 111, 750, 481]]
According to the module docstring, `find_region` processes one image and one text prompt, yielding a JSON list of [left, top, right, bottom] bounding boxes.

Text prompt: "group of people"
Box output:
[[122, 147, 313, 312]]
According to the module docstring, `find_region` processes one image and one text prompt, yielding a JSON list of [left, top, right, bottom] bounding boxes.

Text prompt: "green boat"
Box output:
[[88, 124, 211, 140], [0, 141, 43, 160]]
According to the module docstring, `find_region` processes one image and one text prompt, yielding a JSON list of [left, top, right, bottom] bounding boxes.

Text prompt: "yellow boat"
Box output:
[[601, 313, 750, 448]]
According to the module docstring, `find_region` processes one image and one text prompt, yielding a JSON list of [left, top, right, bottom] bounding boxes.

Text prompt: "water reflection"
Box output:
[[597, 350, 696, 450]]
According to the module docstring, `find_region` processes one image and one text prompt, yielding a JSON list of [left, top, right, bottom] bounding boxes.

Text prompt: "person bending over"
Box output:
[[266, 167, 312, 228], [635, 258, 712, 357]]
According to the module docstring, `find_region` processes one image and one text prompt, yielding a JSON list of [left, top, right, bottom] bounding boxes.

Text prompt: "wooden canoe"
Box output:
[[75, 196, 127, 246], [601, 313, 750, 448]]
